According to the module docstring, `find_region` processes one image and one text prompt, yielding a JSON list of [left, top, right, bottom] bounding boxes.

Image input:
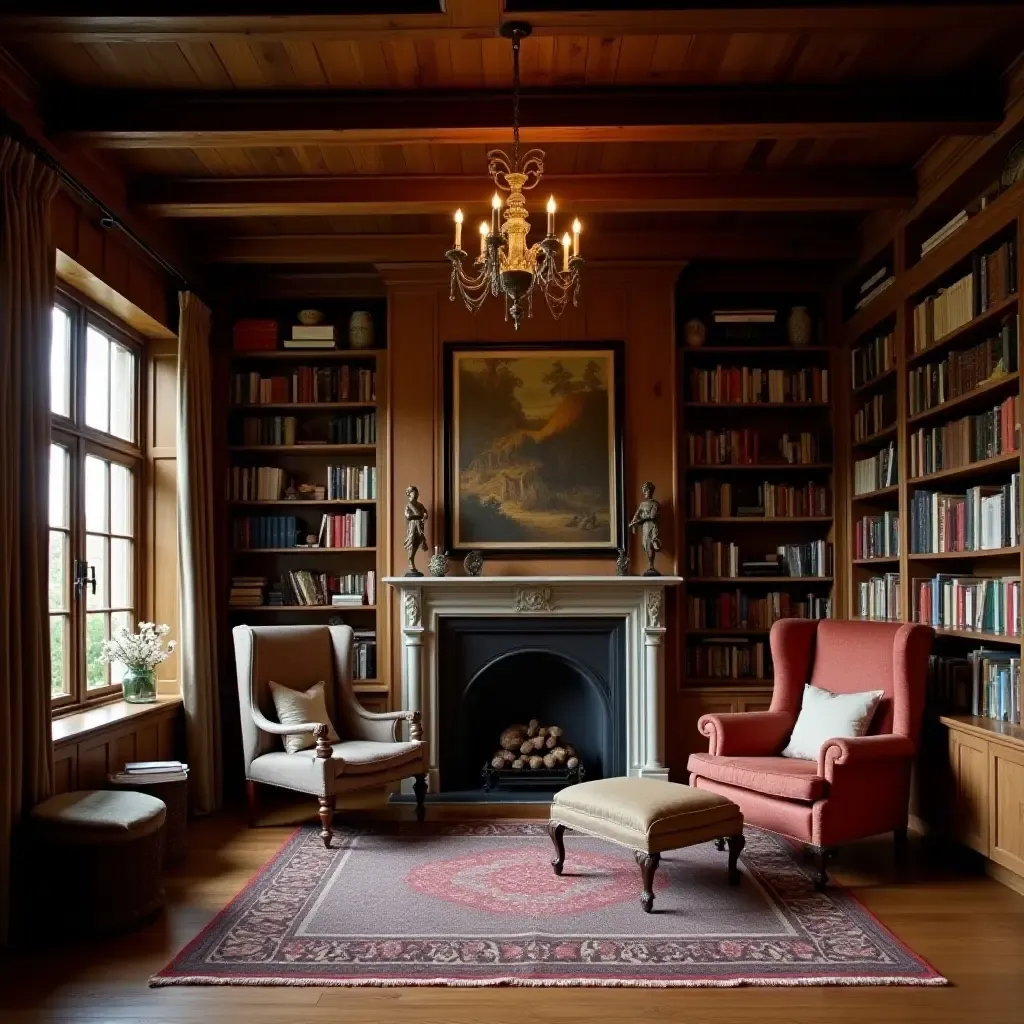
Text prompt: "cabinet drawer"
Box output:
[[990, 741, 1024, 878], [949, 730, 990, 856]]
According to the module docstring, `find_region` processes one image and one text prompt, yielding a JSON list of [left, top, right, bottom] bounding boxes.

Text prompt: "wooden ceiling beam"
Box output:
[[5, 5, 1024, 42], [132, 170, 914, 217], [199, 228, 857, 265], [49, 84, 1001, 149]]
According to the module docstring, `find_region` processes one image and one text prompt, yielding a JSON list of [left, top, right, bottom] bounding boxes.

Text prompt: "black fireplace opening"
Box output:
[[437, 617, 626, 796]]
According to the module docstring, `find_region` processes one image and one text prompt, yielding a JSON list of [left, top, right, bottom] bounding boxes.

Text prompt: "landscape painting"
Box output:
[[445, 344, 624, 553]]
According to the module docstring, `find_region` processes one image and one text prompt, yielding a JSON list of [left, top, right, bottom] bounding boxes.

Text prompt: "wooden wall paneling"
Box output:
[[77, 737, 112, 790], [52, 747, 77, 795], [949, 728, 990, 856], [990, 740, 1024, 878]]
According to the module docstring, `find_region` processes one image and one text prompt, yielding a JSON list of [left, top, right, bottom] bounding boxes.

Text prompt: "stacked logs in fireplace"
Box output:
[[481, 720, 585, 791]]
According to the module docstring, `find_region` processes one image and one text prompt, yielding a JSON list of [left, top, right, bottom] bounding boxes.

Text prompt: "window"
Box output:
[[49, 294, 143, 709]]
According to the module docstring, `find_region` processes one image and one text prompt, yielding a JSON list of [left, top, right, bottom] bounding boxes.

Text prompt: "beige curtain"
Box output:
[[177, 291, 222, 814], [0, 136, 58, 945]]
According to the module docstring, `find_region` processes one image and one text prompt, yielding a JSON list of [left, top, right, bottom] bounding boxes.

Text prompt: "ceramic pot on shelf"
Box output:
[[428, 547, 450, 577], [787, 306, 812, 347], [348, 311, 375, 350]]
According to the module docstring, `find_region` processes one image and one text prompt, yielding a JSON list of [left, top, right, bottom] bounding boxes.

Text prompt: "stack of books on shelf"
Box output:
[[851, 329, 895, 389], [855, 265, 895, 311], [688, 366, 829, 404], [239, 415, 297, 446], [854, 512, 900, 559], [854, 442, 898, 494], [687, 590, 830, 629], [353, 629, 377, 680], [920, 210, 969, 257], [909, 476, 1020, 553], [777, 433, 824, 465], [284, 322, 336, 350], [858, 573, 901, 621], [688, 480, 829, 518], [687, 638, 769, 680], [229, 575, 268, 607], [231, 366, 377, 405], [912, 573, 1021, 635], [967, 649, 1021, 724], [908, 395, 1020, 477], [280, 570, 375, 607], [908, 316, 1017, 416], [853, 391, 896, 442], [686, 430, 823, 466], [741, 553, 785, 577], [230, 466, 286, 501], [777, 541, 832, 578], [687, 538, 740, 577], [327, 465, 377, 500], [110, 760, 189, 784], [317, 510, 372, 548], [233, 516, 298, 549]]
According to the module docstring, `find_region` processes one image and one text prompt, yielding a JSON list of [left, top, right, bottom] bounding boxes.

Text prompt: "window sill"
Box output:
[[52, 694, 183, 747]]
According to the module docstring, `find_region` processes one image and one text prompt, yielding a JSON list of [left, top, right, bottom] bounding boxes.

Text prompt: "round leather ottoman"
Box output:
[[31, 789, 167, 935]]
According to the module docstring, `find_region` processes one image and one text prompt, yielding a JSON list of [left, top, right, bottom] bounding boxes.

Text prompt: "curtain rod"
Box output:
[[2, 111, 193, 292]]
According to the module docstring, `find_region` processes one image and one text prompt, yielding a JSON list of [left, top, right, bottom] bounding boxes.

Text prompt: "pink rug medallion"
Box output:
[[153, 822, 945, 988]]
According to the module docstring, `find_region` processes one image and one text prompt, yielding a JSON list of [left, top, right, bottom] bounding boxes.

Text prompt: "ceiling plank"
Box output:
[[198, 227, 857, 265], [48, 82, 1002, 149], [131, 169, 915, 217]]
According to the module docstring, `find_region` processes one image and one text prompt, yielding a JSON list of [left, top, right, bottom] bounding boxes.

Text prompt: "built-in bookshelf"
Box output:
[[679, 293, 835, 691], [223, 300, 386, 695]]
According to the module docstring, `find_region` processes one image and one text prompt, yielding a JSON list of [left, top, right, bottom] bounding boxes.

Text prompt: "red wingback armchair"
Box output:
[[687, 618, 934, 887]]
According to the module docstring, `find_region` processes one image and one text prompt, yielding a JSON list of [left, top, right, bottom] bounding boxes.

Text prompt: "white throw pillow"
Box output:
[[781, 684, 884, 760], [268, 679, 339, 755]]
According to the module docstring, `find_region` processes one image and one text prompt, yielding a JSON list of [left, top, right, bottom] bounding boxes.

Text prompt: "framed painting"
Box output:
[[443, 342, 625, 555]]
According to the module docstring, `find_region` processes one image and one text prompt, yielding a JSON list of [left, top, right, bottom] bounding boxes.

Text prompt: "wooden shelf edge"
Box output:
[[908, 547, 1021, 561], [852, 556, 900, 565], [933, 627, 1022, 644], [906, 293, 1019, 367], [852, 366, 897, 396], [230, 402, 377, 410], [232, 350, 382, 361], [940, 714, 1024, 748], [852, 424, 898, 450], [229, 444, 376, 453], [229, 499, 377, 506], [683, 401, 831, 409], [686, 576, 833, 583], [852, 484, 899, 500], [231, 547, 377, 553], [906, 371, 1020, 427], [229, 604, 377, 612], [688, 515, 833, 522], [686, 677, 774, 686], [908, 450, 1021, 486], [684, 463, 833, 472]]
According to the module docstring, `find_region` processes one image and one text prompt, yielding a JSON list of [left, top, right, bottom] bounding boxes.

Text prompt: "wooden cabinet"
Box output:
[[942, 716, 1024, 893]]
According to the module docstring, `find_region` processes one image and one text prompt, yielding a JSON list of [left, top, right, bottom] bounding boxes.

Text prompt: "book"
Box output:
[[854, 275, 894, 310], [711, 309, 777, 323], [291, 325, 336, 340], [920, 210, 969, 256], [123, 760, 186, 774], [282, 338, 337, 349], [859, 265, 890, 294]]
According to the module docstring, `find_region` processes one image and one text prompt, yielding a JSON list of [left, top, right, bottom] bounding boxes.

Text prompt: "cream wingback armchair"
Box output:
[[233, 623, 427, 847]]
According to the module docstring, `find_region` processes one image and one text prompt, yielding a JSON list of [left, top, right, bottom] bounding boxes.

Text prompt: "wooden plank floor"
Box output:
[[3, 799, 1024, 1024]]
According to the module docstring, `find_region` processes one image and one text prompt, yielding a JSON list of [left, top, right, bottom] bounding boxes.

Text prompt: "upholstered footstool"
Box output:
[[30, 789, 167, 935], [548, 777, 745, 912]]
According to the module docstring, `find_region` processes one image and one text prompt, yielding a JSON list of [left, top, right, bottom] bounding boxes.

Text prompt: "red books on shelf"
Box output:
[[233, 319, 278, 352]]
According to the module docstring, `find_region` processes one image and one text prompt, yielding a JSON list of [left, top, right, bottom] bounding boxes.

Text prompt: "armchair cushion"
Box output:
[[269, 679, 339, 754], [781, 683, 883, 760], [687, 753, 827, 802], [330, 740, 424, 776]]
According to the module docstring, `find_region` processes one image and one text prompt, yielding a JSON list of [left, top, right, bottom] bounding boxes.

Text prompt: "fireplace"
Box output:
[[437, 617, 626, 795]]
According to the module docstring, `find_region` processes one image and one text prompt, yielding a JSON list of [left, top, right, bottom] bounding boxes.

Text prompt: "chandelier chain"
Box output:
[[511, 35, 521, 171]]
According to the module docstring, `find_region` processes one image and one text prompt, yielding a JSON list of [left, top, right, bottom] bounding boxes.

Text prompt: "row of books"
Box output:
[[686, 430, 825, 467], [931, 650, 1020, 725], [229, 575, 269, 606], [907, 316, 1017, 418], [854, 264, 895, 311], [853, 442, 898, 495], [111, 760, 189, 785], [778, 541, 833, 578], [687, 539, 740, 578], [231, 366, 377, 406], [229, 465, 287, 502], [686, 591, 831, 630], [854, 511, 900, 560], [688, 366, 829, 405], [232, 513, 373, 549], [687, 481, 830, 519], [687, 640, 770, 681], [237, 412, 376, 447], [908, 395, 1020, 478], [686, 541, 832, 579], [913, 573, 1021, 635], [275, 571, 377, 608], [909, 477, 1020, 554], [851, 330, 895, 390], [853, 391, 895, 443], [353, 630, 377, 681], [327, 464, 377, 501], [858, 574, 901, 621]]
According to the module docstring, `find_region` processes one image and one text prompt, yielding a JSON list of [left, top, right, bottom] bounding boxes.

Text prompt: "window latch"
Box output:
[[73, 560, 96, 597]]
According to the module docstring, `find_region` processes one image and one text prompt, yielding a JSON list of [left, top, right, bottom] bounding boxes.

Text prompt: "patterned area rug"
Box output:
[[153, 822, 945, 988]]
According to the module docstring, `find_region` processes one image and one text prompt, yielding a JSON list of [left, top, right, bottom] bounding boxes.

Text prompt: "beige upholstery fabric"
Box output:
[[269, 679, 339, 754], [330, 740, 424, 775], [551, 778, 742, 854], [31, 790, 166, 842]]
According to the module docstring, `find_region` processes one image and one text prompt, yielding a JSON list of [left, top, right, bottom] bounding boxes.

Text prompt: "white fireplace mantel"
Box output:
[[382, 575, 683, 792]]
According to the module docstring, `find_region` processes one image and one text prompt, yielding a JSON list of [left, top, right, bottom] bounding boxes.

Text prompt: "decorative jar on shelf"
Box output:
[[787, 306, 812, 346], [428, 546, 450, 577], [348, 311, 375, 350], [122, 666, 157, 704]]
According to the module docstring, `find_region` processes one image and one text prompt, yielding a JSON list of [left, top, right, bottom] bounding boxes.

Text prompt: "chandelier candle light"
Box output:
[[446, 22, 584, 330]]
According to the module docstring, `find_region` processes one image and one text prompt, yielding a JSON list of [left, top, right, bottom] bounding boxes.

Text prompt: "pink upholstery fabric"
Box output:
[[688, 618, 934, 849], [687, 754, 826, 802]]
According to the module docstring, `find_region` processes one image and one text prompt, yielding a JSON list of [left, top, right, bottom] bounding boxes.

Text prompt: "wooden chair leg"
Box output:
[[318, 795, 336, 849], [811, 846, 831, 890], [727, 833, 745, 885], [633, 850, 660, 913], [245, 780, 259, 828], [413, 774, 427, 822], [549, 821, 566, 875]]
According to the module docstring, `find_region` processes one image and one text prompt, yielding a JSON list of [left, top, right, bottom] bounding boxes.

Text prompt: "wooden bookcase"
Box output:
[[676, 288, 836, 754], [223, 300, 389, 703]]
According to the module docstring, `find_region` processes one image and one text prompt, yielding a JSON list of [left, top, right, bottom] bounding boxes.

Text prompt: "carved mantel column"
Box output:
[[400, 586, 424, 722], [641, 587, 667, 777]]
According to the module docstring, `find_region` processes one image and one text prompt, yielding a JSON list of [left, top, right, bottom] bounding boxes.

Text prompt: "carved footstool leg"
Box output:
[[549, 821, 566, 876], [633, 850, 660, 912], [727, 833, 745, 886]]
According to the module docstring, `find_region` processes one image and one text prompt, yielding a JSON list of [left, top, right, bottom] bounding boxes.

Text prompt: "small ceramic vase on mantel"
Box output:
[[428, 547, 450, 577]]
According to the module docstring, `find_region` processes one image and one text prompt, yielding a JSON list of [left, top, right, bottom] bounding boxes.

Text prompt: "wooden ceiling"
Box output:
[[2, 1, 1024, 277]]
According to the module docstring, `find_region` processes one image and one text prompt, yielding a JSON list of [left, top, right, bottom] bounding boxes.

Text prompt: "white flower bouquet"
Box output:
[[100, 622, 177, 670]]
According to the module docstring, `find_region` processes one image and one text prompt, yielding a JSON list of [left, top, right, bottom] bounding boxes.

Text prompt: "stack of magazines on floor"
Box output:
[[110, 760, 189, 784]]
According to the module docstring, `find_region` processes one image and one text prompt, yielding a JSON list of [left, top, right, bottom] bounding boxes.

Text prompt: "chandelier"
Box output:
[[445, 22, 584, 330]]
